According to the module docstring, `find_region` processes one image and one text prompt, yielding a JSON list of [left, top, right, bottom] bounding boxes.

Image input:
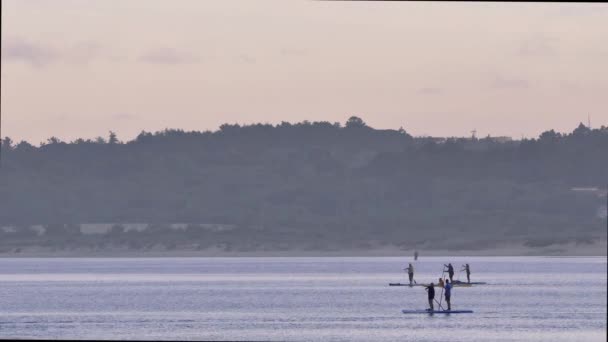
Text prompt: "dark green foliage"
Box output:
[[0, 119, 606, 251]]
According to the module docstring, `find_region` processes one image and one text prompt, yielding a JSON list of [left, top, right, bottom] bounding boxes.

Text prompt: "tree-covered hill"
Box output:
[[0, 117, 606, 253]]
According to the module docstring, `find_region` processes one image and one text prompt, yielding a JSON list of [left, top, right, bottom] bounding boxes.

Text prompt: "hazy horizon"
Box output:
[[2, 1, 608, 143]]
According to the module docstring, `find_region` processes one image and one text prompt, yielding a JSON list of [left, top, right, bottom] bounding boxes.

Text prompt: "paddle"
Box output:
[[438, 265, 446, 309], [434, 298, 446, 311]]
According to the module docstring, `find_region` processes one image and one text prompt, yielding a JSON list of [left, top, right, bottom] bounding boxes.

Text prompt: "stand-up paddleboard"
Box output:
[[402, 309, 473, 314], [389, 283, 472, 287], [451, 280, 487, 285]]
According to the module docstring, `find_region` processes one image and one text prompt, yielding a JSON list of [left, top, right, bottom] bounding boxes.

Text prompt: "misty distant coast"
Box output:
[[1, 117, 606, 257], [2, 239, 606, 258]]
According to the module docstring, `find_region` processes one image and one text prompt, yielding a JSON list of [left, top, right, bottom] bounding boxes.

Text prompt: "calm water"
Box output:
[[0, 256, 606, 341]]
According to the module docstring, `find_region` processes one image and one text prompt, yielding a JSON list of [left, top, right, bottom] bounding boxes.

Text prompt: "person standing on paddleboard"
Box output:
[[444, 279, 452, 311], [461, 264, 471, 283], [425, 282, 435, 311], [404, 263, 415, 286], [444, 263, 455, 282]]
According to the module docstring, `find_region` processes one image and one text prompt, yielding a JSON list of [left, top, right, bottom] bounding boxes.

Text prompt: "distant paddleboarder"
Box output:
[[414, 250, 418, 260], [444, 279, 453, 311], [404, 263, 415, 286], [444, 263, 455, 282], [438, 277, 444, 289], [425, 282, 435, 311], [461, 264, 471, 283]]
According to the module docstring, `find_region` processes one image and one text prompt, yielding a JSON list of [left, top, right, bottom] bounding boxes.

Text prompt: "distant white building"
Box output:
[[571, 187, 600, 192], [2, 223, 235, 235]]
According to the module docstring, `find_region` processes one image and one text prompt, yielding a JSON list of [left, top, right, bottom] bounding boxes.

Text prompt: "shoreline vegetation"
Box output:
[[1, 117, 607, 258], [2, 242, 606, 258], [0, 240, 608, 259], [2, 223, 606, 257]]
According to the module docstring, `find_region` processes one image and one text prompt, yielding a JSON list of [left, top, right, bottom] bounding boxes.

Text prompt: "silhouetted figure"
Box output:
[[461, 264, 471, 283], [444, 279, 452, 311], [444, 263, 455, 282], [425, 283, 435, 311], [404, 263, 415, 285], [414, 250, 418, 260]]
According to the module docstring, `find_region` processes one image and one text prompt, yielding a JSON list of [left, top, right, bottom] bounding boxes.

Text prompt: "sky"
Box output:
[[1, 0, 608, 144]]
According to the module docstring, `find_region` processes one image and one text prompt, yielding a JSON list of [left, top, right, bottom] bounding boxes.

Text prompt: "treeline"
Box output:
[[0, 117, 606, 251]]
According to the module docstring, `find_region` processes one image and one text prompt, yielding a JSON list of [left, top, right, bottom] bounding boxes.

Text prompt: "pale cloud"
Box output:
[[490, 76, 530, 90], [138, 48, 201, 65], [280, 47, 308, 57], [418, 87, 443, 95], [518, 36, 559, 57], [2, 37, 109, 67], [1, 37, 57, 67], [559, 81, 581, 92], [237, 54, 256, 64], [65, 41, 104, 65], [113, 113, 139, 120]]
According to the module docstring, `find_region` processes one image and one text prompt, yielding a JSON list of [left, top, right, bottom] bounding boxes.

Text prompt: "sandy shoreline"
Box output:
[[1, 240, 606, 258]]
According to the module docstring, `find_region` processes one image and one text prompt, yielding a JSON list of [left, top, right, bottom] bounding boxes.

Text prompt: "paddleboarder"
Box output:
[[444, 279, 452, 310], [404, 263, 415, 286], [414, 250, 418, 260], [461, 264, 471, 283], [443, 263, 455, 282], [425, 282, 435, 311]]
